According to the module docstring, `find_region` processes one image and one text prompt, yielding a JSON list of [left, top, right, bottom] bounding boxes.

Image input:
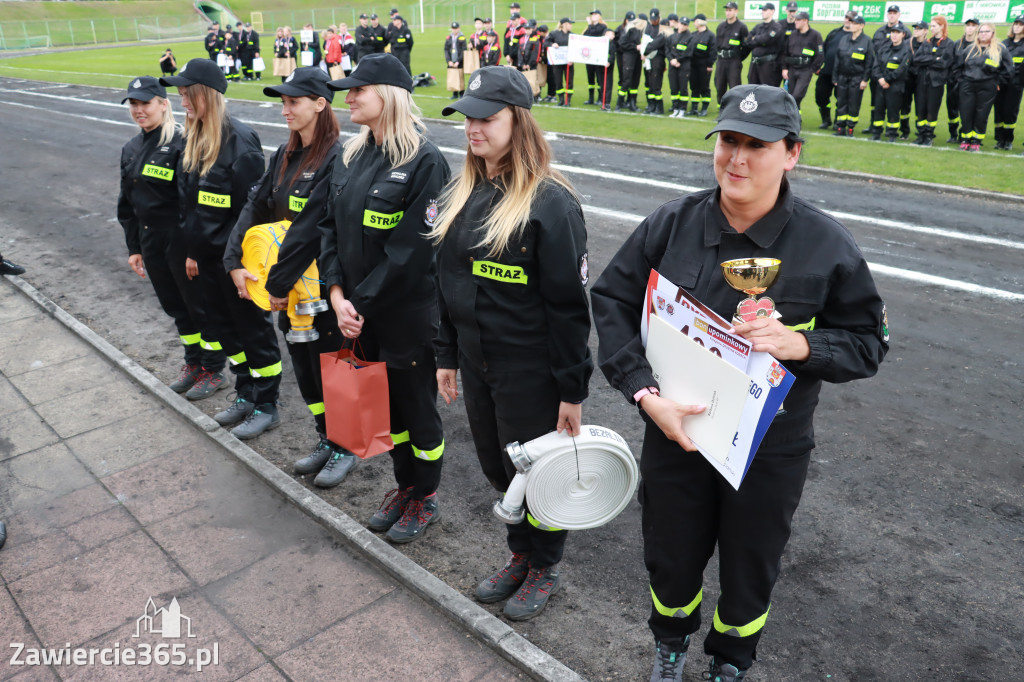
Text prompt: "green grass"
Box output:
[[2, 25, 1020, 194]]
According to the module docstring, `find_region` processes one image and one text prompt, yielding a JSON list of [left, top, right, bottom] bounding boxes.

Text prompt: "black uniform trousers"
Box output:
[[196, 257, 282, 405], [689, 62, 713, 110], [641, 421, 811, 670], [814, 72, 836, 112], [946, 80, 961, 137], [393, 49, 412, 74], [459, 356, 568, 569], [646, 60, 666, 103], [871, 82, 906, 134], [900, 74, 916, 135], [959, 78, 998, 141], [355, 324, 444, 501], [865, 79, 880, 128], [279, 307, 342, 441], [668, 63, 691, 110], [240, 51, 254, 79], [585, 63, 602, 100], [596, 63, 615, 107], [619, 50, 640, 97], [993, 83, 1024, 144], [835, 74, 867, 128], [142, 228, 223, 371], [551, 63, 575, 100], [715, 58, 743, 103], [786, 67, 814, 106], [748, 57, 781, 86], [914, 81, 944, 136]]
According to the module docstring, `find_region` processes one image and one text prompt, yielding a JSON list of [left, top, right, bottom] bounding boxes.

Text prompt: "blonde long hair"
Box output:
[[126, 96, 180, 147], [429, 106, 577, 257], [181, 84, 226, 177], [342, 83, 423, 168], [968, 22, 1004, 62]]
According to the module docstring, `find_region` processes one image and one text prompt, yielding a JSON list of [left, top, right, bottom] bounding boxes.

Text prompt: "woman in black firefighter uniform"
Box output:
[[117, 76, 225, 398], [313, 54, 450, 543], [435, 66, 592, 621], [912, 16, 955, 145], [955, 22, 1012, 151], [993, 16, 1024, 150], [221, 67, 352, 486], [160, 59, 278, 440], [616, 12, 642, 111], [832, 15, 875, 136], [869, 26, 913, 141], [687, 15, 717, 116], [591, 85, 888, 682], [667, 16, 694, 117], [547, 18, 576, 106]]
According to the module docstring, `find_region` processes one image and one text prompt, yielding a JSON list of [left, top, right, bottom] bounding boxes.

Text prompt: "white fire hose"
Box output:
[[493, 425, 638, 531]]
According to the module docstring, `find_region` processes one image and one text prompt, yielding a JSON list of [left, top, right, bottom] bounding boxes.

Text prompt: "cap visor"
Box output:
[[327, 76, 370, 91], [263, 83, 313, 98], [159, 75, 195, 88], [705, 120, 790, 143], [442, 96, 508, 118], [121, 91, 159, 104]]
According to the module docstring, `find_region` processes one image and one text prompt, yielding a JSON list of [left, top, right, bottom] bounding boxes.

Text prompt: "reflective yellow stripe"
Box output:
[[142, 164, 174, 181], [180, 333, 201, 346], [308, 402, 325, 416], [289, 195, 308, 212], [527, 512, 562, 531], [851, 52, 865, 60], [227, 351, 247, 365], [391, 430, 410, 444], [200, 338, 223, 351], [250, 361, 282, 378], [886, 61, 899, 69], [985, 58, 998, 67], [363, 209, 404, 229], [650, 585, 702, 618], [472, 260, 528, 285], [198, 191, 231, 208], [786, 315, 819, 331], [802, 48, 815, 56], [696, 43, 708, 50], [1015, 56, 1024, 63], [412, 439, 445, 461], [729, 39, 740, 45], [713, 604, 770, 638]]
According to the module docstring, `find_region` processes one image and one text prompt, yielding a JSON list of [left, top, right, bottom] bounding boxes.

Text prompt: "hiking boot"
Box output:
[[294, 436, 333, 474], [704, 658, 747, 682], [184, 370, 226, 400], [313, 447, 358, 488], [230, 405, 280, 440], [169, 363, 201, 393], [503, 565, 560, 621], [1, 258, 26, 276], [651, 636, 690, 682], [475, 552, 530, 603], [870, 131, 881, 141], [385, 492, 439, 544], [214, 394, 254, 426], [367, 487, 413, 531]]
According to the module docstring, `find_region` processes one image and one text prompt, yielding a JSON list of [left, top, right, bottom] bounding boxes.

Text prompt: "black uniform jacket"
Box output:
[[784, 28, 824, 71], [435, 179, 592, 403], [275, 37, 298, 58], [239, 29, 259, 55], [715, 19, 749, 60], [389, 26, 413, 52], [482, 42, 502, 66], [315, 136, 450, 366], [746, 20, 783, 58], [222, 141, 342, 292], [821, 25, 845, 75], [954, 43, 1013, 85], [177, 117, 264, 261], [668, 30, 694, 64], [913, 36, 956, 87], [118, 126, 184, 255], [616, 25, 642, 54], [517, 34, 541, 69], [833, 32, 875, 80], [591, 181, 888, 451], [445, 32, 467, 65], [690, 28, 718, 65], [872, 39, 912, 82], [1004, 37, 1024, 88]]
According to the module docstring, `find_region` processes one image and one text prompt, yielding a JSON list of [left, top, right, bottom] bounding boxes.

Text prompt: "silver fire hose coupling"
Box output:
[[492, 425, 638, 531]]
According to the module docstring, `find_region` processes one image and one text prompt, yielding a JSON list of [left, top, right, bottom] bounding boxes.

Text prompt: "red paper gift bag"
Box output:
[[320, 347, 393, 458]]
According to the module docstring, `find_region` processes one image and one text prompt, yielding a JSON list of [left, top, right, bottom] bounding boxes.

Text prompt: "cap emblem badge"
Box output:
[[286, 72, 295, 82], [469, 74, 482, 90], [739, 92, 758, 113], [133, 79, 142, 88]]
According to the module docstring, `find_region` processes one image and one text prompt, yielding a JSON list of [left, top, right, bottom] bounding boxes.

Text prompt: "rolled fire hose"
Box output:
[[493, 425, 638, 531], [240, 220, 328, 343]]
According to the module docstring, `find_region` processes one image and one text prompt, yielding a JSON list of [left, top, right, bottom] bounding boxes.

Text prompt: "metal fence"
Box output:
[[0, 15, 210, 51]]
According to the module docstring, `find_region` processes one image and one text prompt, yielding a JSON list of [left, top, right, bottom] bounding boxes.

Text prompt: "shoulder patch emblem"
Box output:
[[579, 252, 589, 285], [424, 199, 439, 227]]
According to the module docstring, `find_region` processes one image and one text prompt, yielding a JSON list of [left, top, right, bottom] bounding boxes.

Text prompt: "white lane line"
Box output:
[[0, 98, 137, 127], [582, 205, 1024, 302]]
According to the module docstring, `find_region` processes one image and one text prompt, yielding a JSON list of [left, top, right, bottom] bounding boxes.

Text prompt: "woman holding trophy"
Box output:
[[591, 84, 889, 682]]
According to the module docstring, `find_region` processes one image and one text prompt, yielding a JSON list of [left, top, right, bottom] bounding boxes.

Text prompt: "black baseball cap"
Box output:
[[725, 2, 739, 8], [786, 1, 798, 10], [537, 24, 549, 32], [679, 16, 691, 25], [510, 2, 521, 7], [887, 4, 900, 11], [625, 11, 636, 20], [912, 20, 927, 29], [263, 66, 334, 101], [483, 17, 493, 23], [160, 58, 228, 93], [328, 53, 413, 92], [694, 13, 707, 21], [795, 11, 809, 20], [761, 2, 776, 10], [591, 9, 603, 15], [122, 76, 166, 104], [650, 8, 661, 19], [370, 13, 379, 19], [527, 19, 537, 28], [392, 15, 404, 22], [706, 84, 801, 142], [852, 14, 866, 24], [560, 17, 574, 24], [359, 13, 368, 19], [964, 17, 979, 25], [451, 21, 460, 28], [638, 13, 648, 20], [442, 66, 533, 118], [1015, 14, 1024, 23], [667, 13, 679, 22]]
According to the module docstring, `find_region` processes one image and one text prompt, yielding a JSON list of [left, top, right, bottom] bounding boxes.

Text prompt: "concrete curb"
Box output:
[[5, 273, 585, 682]]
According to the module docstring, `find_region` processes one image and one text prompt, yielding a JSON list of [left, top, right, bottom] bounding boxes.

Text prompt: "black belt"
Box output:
[[752, 54, 777, 64], [718, 49, 739, 59], [786, 56, 812, 66]]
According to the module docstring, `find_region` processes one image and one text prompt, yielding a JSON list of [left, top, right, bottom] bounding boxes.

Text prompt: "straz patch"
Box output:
[[424, 199, 439, 227], [363, 209, 404, 229], [473, 260, 528, 284], [579, 252, 589, 284], [142, 164, 174, 181], [289, 195, 308, 213], [198, 191, 230, 208]]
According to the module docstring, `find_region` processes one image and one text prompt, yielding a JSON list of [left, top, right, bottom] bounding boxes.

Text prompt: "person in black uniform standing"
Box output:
[[436, 66, 592, 622], [445, 21, 467, 98], [583, 10, 610, 105], [946, 17, 980, 142], [869, 25, 913, 141], [833, 15, 874, 136], [993, 16, 1024, 150], [221, 27, 240, 82], [118, 76, 225, 398], [642, 9, 671, 114], [745, 3, 783, 86], [912, 16, 955, 145], [547, 18, 576, 106], [668, 16, 694, 117], [955, 22, 1012, 151], [221, 68, 352, 485], [516, 20, 543, 103], [815, 10, 853, 129], [205, 23, 223, 61], [780, 12, 822, 108], [482, 30, 502, 67], [616, 12, 642, 110], [368, 14, 387, 54], [591, 84, 888, 682], [238, 22, 260, 81], [160, 60, 278, 438], [714, 2, 749, 105], [315, 54, 451, 543], [687, 15, 717, 116], [864, 5, 911, 136], [388, 15, 414, 74], [900, 21, 929, 139]]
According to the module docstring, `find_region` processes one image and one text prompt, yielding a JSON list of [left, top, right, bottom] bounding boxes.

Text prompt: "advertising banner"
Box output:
[[742, 0, 1017, 23]]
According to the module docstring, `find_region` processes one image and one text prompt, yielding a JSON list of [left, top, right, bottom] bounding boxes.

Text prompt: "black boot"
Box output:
[[616, 94, 626, 111], [921, 129, 934, 146], [947, 124, 959, 143], [698, 101, 710, 117], [833, 124, 846, 136], [628, 94, 639, 112], [818, 107, 832, 129], [870, 130, 882, 141], [584, 88, 595, 105], [643, 98, 655, 114]]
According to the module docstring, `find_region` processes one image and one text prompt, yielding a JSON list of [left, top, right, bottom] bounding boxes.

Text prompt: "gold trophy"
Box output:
[[720, 258, 781, 324]]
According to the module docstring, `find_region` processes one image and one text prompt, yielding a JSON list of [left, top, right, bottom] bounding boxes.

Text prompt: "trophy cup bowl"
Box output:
[[720, 258, 782, 323]]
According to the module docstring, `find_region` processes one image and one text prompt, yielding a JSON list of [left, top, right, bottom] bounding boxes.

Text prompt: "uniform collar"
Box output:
[[705, 177, 794, 248]]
